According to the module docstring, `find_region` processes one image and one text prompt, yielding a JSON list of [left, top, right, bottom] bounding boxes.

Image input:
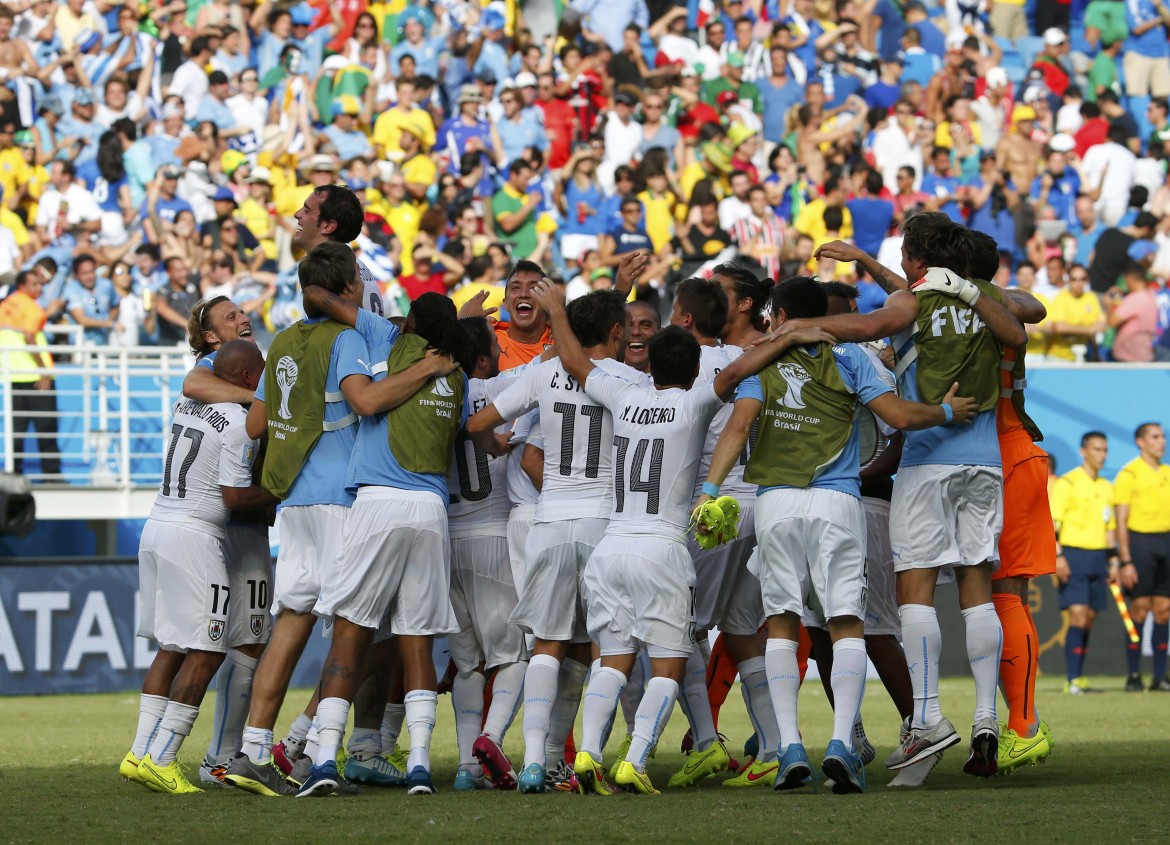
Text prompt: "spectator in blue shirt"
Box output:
[[574, 0, 651, 53], [759, 46, 804, 144], [63, 253, 119, 344], [864, 58, 904, 112], [322, 96, 374, 165], [1030, 144, 1082, 227], [390, 15, 442, 78], [497, 86, 549, 163], [921, 145, 965, 223], [846, 170, 895, 256], [194, 71, 243, 136], [472, 10, 511, 87], [56, 90, 104, 168], [1124, 0, 1170, 98]]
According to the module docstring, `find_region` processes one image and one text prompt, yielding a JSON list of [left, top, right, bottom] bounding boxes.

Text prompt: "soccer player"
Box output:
[[181, 297, 277, 788], [495, 260, 554, 369], [299, 289, 473, 798], [1114, 422, 1170, 692], [1051, 431, 1117, 694], [123, 341, 274, 794], [702, 276, 977, 793], [526, 278, 833, 796], [665, 277, 777, 789], [447, 316, 531, 791], [790, 214, 1030, 779], [224, 230, 375, 798], [466, 289, 645, 794], [624, 300, 661, 374]]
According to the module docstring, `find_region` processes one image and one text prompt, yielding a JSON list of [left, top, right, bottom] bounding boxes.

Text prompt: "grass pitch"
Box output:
[[2, 676, 1168, 844]]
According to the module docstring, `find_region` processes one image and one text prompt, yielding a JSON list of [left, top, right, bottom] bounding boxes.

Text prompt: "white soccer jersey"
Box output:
[[448, 376, 513, 538], [493, 357, 647, 522], [695, 344, 756, 500], [506, 410, 541, 507], [148, 397, 257, 538], [584, 370, 724, 538]]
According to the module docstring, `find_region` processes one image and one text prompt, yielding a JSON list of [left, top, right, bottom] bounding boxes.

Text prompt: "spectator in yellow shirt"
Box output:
[[1114, 422, 1170, 691], [793, 174, 854, 246], [372, 78, 435, 162], [1042, 264, 1107, 361], [398, 122, 437, 205], [1051, 431, 1116, 693]]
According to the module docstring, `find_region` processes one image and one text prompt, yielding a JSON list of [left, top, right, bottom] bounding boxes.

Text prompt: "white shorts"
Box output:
[[862, 498, 900, 637], [510, 517, 608, 643], [137, 520, 230, 654], [449, 535, 528, 671], [507, 504, 536, 591], [756, 487, 867, 622], [690, 504, 763, 636], [224, 522, 275, 647], [585, 534, 697, 658], [317, 487, 458, 635], [273, 504, 347, 615], [560, 233, 600, 265], [890, 464, 1003, 573]]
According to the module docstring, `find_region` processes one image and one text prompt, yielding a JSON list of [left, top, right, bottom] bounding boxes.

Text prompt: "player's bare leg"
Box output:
[[239, 609, 317, 765]]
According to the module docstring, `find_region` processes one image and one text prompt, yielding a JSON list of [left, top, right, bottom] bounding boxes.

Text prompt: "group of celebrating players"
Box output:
[[118, 181, 1057, 799]]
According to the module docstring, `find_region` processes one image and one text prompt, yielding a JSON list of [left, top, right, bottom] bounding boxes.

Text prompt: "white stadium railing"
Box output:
[[1, 345, 191, 520]]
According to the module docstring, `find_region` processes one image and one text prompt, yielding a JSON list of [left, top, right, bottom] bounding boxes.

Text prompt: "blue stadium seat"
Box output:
[[1015, 35, 1044, 69], [1005, 65, 1027, 85]]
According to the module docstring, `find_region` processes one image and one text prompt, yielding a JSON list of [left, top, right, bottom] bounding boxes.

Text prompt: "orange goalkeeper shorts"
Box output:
[[995, 433, 1057, 581]]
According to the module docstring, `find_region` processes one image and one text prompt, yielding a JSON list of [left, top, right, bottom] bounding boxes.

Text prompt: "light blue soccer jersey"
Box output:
[[737, 343, 893, 498], [253, 317, 370, 507], [892, 326, 1001, 469], [346, 315, 470, 500]]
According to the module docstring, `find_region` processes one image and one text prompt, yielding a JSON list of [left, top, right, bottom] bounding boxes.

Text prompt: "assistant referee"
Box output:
[[1114, 423, 1170, 692], [1051, 431, 1116, 695]]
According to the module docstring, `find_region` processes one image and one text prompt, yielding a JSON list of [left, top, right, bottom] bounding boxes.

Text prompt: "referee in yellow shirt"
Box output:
[[1051, 431, 1116, 694], [1114, 423, 1170, 692]]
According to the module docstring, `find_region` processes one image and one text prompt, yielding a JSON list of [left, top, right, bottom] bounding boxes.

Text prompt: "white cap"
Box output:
[[945, 30, 966, 51], [1043, 27, 1067, 46], [245, 166, 272, 184], [513, 71, 538, 88], [985, 67, 1008, 90], [1049, 133, 1075, 153], [375, 160, 397, 183], [1022, 85, 1044, 104]]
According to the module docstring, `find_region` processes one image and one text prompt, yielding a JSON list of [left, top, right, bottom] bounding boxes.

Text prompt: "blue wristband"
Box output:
[[941, 403, 954, 424], [701, 482, 721, 498]]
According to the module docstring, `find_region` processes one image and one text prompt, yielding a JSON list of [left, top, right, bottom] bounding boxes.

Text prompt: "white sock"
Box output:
[[679, 649, 717, 751], [346, 727, 382, 760], [619, 654, 645, 735], [316, 697, 350, 766], [626, 676, 679, 771], [452, 669, 486, 768], [521, 654, 559, 768], [765, 638, 801, 755], [829, 638, 868, 750], [484, 660, 527, 743], [961, 602, 1003, 722], [283, 712, 312, 760], [901, 604, 944, 729], [207, 650, 258, 765], [581, 666, 626, 761], [131, 693, 168, 758], [304, 717, 320, 764], [545, 657, 587, 767], [147, 701, 199, 766], [404, 689, 438, 772], [242, 726, 274, 764], [739, 657, 780, 762], [381, 703, 405, 751]]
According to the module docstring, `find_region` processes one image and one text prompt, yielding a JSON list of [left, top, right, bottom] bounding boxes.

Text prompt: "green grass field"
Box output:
[[2, 676, 1167, 844]]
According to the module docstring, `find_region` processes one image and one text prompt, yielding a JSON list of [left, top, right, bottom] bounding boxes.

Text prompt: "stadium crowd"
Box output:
[[2, 0, 1170, 364]]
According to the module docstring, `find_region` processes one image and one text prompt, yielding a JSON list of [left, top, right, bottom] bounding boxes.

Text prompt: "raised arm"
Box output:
[[700, 396, 760, 503], [767, 290, 918, 344], [865, 380, 977, 431], [815, 239, 909, 293], [713, 326, 837, 401], [531, 277, 594, 385], [184, 364, 255, 405]]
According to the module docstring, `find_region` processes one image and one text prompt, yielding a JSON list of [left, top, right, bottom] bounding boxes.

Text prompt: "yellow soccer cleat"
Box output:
[[384, 743, 408, 775], [1038, 720, 1055, 752], [574, 751, 614, 796], [137, 755, 203, 794], [667, 740, 730, 788], [614, 733, 633, 764], [613, 761, 659, 795], [997, 729, 1051, 774], [722, 756, 780, 788], [119, 751, 143, 784]]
